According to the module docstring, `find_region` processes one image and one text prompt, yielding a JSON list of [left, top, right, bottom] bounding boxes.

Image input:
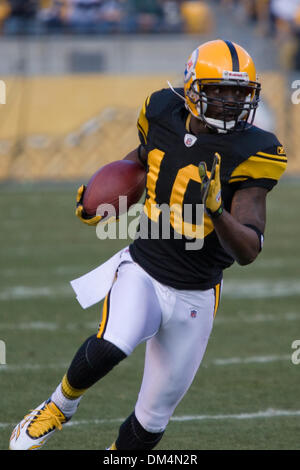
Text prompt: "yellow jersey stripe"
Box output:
[[97, 293, 109, 339], [185, 114, 192, 132], [254, 153, 287, 163], [228, 176, 248, 183], [137, 99, 149, 144], [214, 283, 221, 318], [257, 151, 287, 160], [137, 122, 147, 145], [230, 155, 287, 181]]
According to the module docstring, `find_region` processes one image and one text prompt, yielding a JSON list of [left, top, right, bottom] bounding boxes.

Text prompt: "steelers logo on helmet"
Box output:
[[183, 39, 261, 133], [184, 47, 199, 84]]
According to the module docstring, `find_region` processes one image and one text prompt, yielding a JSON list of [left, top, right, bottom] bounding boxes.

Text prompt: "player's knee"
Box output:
[[86, 334, 126, 370], [67, 334, 126, 389], [135, 406, 171, 435], [135, 384, 184, 433]]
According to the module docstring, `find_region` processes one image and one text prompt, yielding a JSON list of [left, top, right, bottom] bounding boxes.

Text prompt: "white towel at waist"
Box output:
[[70, 246, 130, 309]]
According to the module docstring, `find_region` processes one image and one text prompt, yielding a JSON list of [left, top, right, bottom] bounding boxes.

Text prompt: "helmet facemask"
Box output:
[[186, 79, 261, 133]]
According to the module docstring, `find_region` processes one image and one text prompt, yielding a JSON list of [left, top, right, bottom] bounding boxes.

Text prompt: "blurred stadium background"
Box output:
[[0, 0, 300, 451]]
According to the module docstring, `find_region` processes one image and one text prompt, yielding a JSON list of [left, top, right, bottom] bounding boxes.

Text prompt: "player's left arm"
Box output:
[[200, 144, 287, 265], [199, 153, 267, 266], [212, 187, 267, 266]]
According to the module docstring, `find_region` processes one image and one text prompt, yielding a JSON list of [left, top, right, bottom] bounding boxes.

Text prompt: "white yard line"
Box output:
[[1, 409, 300, 430], [0, 312, 299, 332], [1, 279, 300, 301], [0, 354, 292, 373], [0, 321, 98, 331], [0, 362, 70, 372], [0, 286, 73, 301], [215, 311, 300, 324], [67, 409, 300, 426], [1, 266, 90, 277], [211, 355, 291, 365], [170, 409, 300, 422], [0, 322, 59, 331], [222, 280, 300, 298]]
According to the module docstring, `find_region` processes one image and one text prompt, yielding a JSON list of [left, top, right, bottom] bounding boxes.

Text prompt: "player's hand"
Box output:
[[75, 184, 102, 226], [198, 153, 223, 218]]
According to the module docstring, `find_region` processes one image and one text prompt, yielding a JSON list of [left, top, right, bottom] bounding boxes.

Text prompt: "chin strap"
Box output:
[[204, 117, 235, 133]]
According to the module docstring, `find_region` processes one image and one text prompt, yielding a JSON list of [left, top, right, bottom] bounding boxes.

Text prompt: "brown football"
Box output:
[[82, 160, 146, 217]]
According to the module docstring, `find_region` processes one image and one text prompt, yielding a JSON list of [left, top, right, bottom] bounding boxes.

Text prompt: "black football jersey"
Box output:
[[129, 88, 287, 290]]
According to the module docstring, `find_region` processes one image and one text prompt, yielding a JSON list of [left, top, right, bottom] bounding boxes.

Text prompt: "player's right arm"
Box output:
[[121, 90, 152, 169], [76, 184, 103, 225], [76, 92, 152, 224], [122, 93, 152, 169], [123, 145, 147, 168], [123, 89, 166, 169]]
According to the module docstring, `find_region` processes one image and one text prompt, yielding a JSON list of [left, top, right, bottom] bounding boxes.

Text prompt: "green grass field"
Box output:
[[0, 179, 299, 450]]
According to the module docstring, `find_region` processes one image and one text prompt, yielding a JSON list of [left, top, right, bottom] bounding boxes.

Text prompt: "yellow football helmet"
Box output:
[[183, 39, 261, 132]]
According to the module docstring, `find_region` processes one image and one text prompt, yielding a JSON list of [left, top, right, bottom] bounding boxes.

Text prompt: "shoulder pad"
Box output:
[[137, 87, 184, 146], [229, 127, 287, 188], [145, 88, 184, 121]]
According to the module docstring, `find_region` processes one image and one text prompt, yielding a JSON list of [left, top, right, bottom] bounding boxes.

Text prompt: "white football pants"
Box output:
[[97, 250, 221, 433]]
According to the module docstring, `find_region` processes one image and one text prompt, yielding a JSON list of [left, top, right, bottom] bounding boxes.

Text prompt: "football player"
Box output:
[[10, 39, 287, 450]]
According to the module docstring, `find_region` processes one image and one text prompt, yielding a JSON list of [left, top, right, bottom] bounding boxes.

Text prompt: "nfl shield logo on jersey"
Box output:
[[190, 309, 198, 318], [184, 133, 197, 147]]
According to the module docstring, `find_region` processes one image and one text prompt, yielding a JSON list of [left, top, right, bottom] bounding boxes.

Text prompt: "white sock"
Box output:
[[51, 382, 82, 419]]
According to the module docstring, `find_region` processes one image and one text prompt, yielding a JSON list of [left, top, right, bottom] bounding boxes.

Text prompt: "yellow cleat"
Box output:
[[9, 399, 68, 450]]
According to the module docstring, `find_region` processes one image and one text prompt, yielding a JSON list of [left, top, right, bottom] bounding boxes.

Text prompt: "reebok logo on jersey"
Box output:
[[184, 134, 197, 147]]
